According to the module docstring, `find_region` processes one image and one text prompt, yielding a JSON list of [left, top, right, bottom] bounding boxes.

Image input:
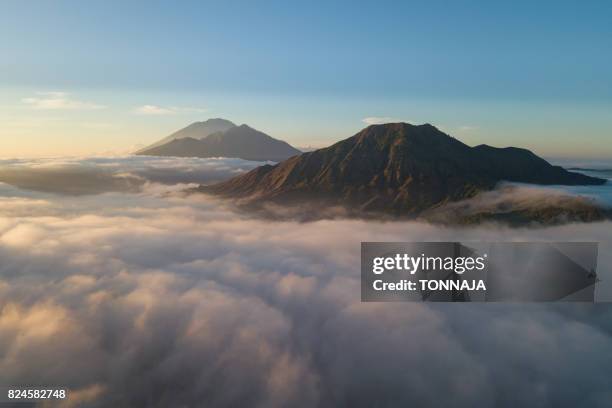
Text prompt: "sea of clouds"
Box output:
[[0, 156, 266, 195], [0, 157, 612, 407]]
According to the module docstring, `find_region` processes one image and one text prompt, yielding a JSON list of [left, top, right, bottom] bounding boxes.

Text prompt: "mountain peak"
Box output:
[[184, 118, 236, 130], [353, 121, 464, 153], [136, 121, 301, 161], [360, 122, 446, 136], [136, 118, 237, 153], [195, 118, 236, 126], [363, 122, 437, 130]]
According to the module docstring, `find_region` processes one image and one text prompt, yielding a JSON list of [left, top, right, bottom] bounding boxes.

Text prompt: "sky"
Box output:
[[0, 0, 611, 159]]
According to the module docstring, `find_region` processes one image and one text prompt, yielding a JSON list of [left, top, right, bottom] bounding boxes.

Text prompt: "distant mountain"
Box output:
[[201, 123, 606, 217], [136, 120, 301, 162], [137, 118, 236, 152]]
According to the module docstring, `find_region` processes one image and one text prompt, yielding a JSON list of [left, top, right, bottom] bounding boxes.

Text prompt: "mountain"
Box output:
[[137, 121, 301, 162], [137, 118, 236, 152], [201, 123, 606, 217]]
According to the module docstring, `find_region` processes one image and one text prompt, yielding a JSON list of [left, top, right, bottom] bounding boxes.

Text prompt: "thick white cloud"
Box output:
[[0, 159, 611, 407]]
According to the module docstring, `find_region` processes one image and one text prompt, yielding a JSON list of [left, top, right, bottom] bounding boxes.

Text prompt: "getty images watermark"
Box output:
[[361, 242, 600, 302]]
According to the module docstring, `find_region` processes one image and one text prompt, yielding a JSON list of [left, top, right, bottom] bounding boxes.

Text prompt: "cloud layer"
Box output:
[[0, 156, 265, 195], [0, 158, 611, 407]]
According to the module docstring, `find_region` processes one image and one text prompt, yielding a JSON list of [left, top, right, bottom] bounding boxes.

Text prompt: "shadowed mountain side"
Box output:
[[137, 123, 301, 162], [200, 123, 606, 218]]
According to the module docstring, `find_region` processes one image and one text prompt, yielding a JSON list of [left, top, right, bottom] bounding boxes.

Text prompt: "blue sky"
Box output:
[[1, 0, 611, 158]]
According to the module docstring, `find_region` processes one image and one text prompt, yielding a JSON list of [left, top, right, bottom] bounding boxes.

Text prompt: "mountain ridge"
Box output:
[[136, 119, 301, 161], [200, 122, 606, 218], [136, 118, 236, 153]]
